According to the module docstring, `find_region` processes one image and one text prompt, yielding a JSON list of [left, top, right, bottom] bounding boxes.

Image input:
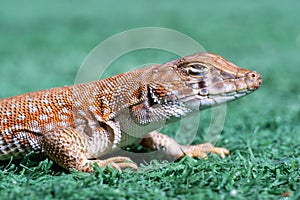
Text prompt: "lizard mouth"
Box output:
[[181, 71, 262, 109], [203, 71, 262, 96]]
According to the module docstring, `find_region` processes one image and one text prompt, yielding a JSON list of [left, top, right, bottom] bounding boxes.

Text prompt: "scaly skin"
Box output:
[[0, 53, 262, 172]]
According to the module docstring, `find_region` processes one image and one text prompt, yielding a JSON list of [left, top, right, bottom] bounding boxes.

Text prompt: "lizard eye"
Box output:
[[186, 63, 208, 77]]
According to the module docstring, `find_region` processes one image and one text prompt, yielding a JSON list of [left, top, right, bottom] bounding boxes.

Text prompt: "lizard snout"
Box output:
[[246, 71, 262, 90]]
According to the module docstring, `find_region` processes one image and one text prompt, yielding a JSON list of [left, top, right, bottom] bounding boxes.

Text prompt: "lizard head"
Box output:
[[167, 52, 262, 110], [128, 52, 262, 125], [146, 52, 262, 112]]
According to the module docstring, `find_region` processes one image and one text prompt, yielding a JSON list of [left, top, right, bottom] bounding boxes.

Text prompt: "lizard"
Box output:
[[0, 52, 262, 172]]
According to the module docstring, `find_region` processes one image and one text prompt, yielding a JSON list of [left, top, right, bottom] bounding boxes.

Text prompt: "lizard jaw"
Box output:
[[179, 68, 262, 110], [203, 70, 262, 96]]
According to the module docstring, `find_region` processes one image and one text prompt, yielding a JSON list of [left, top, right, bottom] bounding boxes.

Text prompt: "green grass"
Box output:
[[0, 0, 300, 199]]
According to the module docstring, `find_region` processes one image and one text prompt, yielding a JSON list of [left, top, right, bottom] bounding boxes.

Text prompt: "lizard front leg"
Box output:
[[42, 128, 138, 172], [140, 131, 230, 159]]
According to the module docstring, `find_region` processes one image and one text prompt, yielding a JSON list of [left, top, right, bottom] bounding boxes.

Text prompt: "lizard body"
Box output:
[[0, 53, 262, 172]]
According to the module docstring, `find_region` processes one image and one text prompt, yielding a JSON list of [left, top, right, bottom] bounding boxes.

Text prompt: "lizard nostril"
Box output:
[[258, 78, 262, 86]]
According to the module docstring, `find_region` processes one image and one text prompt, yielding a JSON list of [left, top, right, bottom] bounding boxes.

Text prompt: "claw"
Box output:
[[183, 143, 230, 159], [210, 147, 230, 158], [93, 156, 139, 172]]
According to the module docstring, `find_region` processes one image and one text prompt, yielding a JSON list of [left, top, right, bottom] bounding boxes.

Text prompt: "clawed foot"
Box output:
[[86, 156, 139, 173], [102, 156, 139, 172], [183, 143, 230, 159]]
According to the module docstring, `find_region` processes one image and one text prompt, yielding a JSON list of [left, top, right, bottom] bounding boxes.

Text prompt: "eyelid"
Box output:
[[185, 63, 209, 77], [187, 63, 208, 70]]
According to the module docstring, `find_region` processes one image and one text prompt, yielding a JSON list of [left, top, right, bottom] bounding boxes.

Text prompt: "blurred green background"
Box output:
[[0, 0, 299, 199]]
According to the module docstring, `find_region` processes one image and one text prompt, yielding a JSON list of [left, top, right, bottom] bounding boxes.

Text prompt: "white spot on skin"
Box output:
[[26, 135, 42, 151], [59, 122, 69, 127], [74, 101, 81, 106], [4, 111, 11, 116], [56, 95, 66, 106], [59, 115, 68, 120], [78, 110, 86, 116], [32, 127, 41, 132], [39, 114, 48, 121], [14, 124, 23, 129], [45, 123, 54, 132], [67, 96, 73, 102], [58, 101, 65, 106], [89, 105, 97, 112], [61, 108, 69, 113], [31, 121, 38, 127], [56, 95, 63, 99], [103, 109, 109, 115], [2, 118, 8, 123], [42, 99, 49, 104], [30, 120, 41, 132], [101, 96, 109, 104], [17, 114, 26, 121], [45, 106, 53, 113], [28, 104, 38, 113]]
